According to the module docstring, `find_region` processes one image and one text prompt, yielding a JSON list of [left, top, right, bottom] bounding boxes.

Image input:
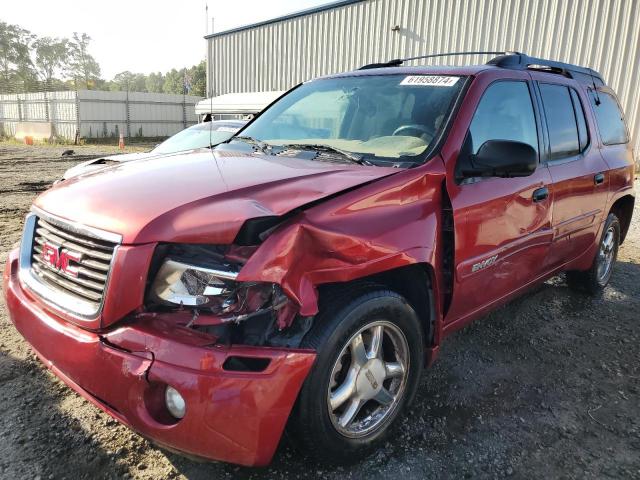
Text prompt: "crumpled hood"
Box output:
[[35, 149, 398, 245]]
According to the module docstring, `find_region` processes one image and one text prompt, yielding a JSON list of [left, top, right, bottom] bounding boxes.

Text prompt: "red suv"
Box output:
[[3, 53, 635, 466]]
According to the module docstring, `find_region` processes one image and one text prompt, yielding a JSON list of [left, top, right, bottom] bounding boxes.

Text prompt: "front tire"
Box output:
[[289, 286, 424, 463], [567, 213, 620, 294]]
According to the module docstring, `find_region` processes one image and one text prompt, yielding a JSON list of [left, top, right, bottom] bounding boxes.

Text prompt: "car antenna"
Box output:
[[209, 91, 214, 151], [589, 69, 601, 106]]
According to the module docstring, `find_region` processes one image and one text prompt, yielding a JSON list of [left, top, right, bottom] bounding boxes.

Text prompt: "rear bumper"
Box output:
[[3, 248, 316, 466]]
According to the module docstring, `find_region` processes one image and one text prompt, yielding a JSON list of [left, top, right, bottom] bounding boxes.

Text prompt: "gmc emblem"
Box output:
[[41, 242, 82, 277]]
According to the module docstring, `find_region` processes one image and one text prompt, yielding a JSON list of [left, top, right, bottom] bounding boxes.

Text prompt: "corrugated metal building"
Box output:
[[0, 90, 202, 140], [205, 0, 640, 158]]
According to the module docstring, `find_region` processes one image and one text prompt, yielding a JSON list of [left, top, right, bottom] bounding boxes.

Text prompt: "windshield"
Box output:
[[152, 122, 242, 154], [240, 74, 465, 164]]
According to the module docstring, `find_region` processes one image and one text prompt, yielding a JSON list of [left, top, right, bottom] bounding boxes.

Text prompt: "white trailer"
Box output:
[[195, 91, 284, 122]]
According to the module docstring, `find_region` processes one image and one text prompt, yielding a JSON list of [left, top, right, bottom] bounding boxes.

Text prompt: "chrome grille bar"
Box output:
[[36, 218, 115, 251], [19, 210, 122, 320], [33, 230, 113, 261]]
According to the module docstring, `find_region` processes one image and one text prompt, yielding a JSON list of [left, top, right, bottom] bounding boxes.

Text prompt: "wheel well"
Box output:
[[610, 195, 635, 243], [319, 264, 435, 346]]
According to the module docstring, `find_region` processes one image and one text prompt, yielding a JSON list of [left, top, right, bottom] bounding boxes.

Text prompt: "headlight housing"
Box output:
[[150, 258, 240, 308], [146, 244, 297, 332], [148, 247, 286, 323]]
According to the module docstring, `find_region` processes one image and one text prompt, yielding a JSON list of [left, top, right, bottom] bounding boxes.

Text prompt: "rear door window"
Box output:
[[539, 84, 580, 160], [589, 91, 629, 145]]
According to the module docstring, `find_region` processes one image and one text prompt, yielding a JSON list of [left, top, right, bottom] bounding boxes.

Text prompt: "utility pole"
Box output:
[[205, 3, 213, 98], [205, 3, 209, 35]]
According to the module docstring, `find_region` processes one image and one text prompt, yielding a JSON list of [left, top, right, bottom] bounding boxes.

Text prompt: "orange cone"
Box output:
[[119, 133, 125, 150]]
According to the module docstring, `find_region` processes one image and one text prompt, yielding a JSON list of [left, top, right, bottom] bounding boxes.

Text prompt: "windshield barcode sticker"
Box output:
[[400, 76, 460, 87]]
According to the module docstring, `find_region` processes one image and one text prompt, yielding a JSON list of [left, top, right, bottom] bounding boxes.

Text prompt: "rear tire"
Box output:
[[289, 285, 424, 463], [566, 213, 620, 294]]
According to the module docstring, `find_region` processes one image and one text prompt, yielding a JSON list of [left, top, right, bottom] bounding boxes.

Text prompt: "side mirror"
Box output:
[[463, 140, 537, 178]]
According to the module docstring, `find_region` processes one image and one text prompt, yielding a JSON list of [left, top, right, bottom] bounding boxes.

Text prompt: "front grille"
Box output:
[[26, 214, 119, 316]]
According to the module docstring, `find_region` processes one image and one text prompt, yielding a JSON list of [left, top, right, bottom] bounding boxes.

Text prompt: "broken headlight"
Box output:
[[148, 255, 288, 321], [149, 258, 241, 309], [147, 244, 297, 331]]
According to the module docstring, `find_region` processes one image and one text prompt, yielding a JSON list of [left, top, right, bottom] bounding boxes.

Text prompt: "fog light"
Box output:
[[165, 386, 186, 419]]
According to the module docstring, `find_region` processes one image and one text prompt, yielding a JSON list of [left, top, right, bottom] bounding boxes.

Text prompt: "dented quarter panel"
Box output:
[[238, 159, 447, 317]]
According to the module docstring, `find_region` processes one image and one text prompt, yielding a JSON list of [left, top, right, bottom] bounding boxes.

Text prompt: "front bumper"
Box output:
[[4, 248, 316, 466]]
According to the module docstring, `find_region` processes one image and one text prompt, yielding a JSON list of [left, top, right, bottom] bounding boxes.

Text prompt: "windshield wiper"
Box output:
[[232, 135, 271, 154], [282, 143, 372, 165]]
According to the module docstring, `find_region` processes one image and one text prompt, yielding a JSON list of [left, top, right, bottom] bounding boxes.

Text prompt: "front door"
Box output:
[[445, 79, 553, 325]]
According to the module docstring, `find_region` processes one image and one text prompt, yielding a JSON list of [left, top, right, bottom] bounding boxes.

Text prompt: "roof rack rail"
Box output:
[[358, 51, 519, 70], [487, 53, 604, 85], [357, 51, 605, 86]]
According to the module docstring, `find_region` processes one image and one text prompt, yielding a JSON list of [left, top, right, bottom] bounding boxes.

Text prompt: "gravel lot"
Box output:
[[0, 142, 638, 480]]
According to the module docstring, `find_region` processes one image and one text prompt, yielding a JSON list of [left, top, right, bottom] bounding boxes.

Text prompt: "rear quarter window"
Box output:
[[590, 91, 629, 145], [569, 89, 589, 152], [539, 84, 581, 159]]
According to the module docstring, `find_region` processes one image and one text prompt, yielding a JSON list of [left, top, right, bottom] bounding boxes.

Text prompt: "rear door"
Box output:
[[533, 79, 610, 268], [445, 77, 553, 324]]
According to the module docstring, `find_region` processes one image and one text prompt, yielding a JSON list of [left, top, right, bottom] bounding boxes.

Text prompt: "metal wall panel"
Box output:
[[206, 0, 640, 159], [0, 90, 202, 140]]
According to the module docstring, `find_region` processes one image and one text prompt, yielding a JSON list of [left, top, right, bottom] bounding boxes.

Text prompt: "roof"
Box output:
[[204, 0, 366, 39], [195, 91, 284, 115]]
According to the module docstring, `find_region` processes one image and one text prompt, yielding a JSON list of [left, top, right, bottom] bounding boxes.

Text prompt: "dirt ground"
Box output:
[[0, 142, 638, 480]]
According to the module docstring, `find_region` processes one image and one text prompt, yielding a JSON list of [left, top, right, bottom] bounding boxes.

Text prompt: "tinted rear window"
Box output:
[[590, 91, 628, 145], [539, 84, 580, 159]]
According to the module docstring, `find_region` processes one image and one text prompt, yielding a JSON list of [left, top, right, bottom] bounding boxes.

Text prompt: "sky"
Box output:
[[2, 0, 330, 79]]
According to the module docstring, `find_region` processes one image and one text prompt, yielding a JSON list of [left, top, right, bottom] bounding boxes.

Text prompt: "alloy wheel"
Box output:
[[597, 225, 616, 283], [327, 320, 410, 438]]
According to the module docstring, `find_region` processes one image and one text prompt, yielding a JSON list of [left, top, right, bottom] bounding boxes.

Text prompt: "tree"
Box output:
[[1, 19, 206, 95], [33, 37, 70, 89], [0, 21, 36, 92], [145, 72, 164, 93], [66, 32, 100, 89], [110, 71, 147, 92], [110, 71, 134, 91], [162, 68, 183, 94], [159, 64, 205, 96], [131, 73, 146, 92], [188, 60, 206, 97]]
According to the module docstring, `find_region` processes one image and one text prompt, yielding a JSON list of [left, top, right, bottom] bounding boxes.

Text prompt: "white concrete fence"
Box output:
[[0, 90, 203, 141]]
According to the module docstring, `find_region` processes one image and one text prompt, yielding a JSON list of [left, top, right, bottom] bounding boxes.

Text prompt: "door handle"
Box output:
[[532, 187, 549, 202], [594, 173, 605, 185]]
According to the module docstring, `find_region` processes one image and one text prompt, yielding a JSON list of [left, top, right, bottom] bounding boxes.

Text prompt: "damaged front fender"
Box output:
[[238, 160, 447, 317]]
